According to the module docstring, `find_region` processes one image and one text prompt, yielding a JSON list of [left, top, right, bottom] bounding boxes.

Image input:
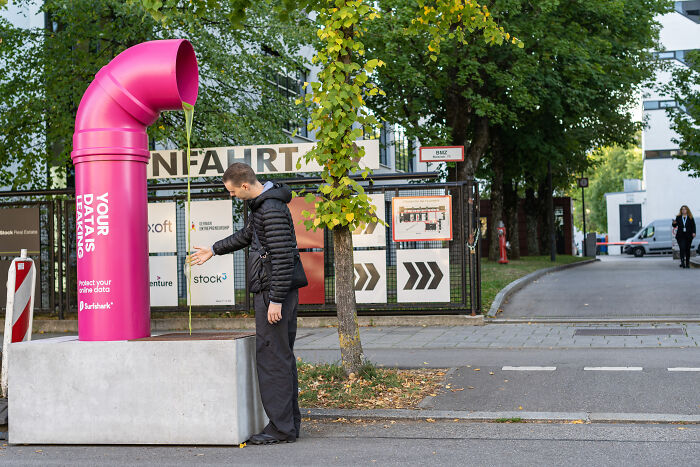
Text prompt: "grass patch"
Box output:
[[494, 417, 524, 423], [298, 360, 446, 409], [481, 255, 589, 312]]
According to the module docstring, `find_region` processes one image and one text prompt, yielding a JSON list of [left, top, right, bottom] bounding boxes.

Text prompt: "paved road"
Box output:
[[0, 421, 698, 466], [501, 255, 699, 319]]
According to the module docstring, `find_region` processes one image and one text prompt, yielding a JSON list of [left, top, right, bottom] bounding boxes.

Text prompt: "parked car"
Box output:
[[623, 218, 700, 257]]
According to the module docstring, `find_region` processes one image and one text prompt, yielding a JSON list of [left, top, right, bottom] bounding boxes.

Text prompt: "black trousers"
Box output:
[[254, 288, 300, 440], [678, 235, 692, 265]]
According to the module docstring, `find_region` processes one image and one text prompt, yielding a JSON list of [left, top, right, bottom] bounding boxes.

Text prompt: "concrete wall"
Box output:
[[644, 158, 700, 221]]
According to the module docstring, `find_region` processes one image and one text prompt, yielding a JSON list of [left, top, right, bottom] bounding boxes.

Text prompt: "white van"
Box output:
[[623, 218, 700, 257]]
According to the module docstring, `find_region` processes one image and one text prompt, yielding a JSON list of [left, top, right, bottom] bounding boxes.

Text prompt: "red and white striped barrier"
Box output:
[[596, 241, 649, 246], [1, 249, 37, 397]]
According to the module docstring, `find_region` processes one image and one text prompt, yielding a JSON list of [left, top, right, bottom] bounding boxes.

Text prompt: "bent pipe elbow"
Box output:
[[72, 39, 198, 163]]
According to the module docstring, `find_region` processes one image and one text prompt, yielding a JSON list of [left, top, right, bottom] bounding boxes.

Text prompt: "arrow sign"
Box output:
[[396, 249, 450, 303], [351, 251, 387, 303], [402, 261, 444, 290], [354, 263, 381, 291], [353, 221, 377, 236]]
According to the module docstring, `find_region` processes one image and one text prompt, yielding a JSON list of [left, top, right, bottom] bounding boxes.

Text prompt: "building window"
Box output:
[[643, 100, 678, 110], [644, 149, 699, 159], [271, 69, 309, 138], [652, 49, 689, 64], [393, 125, 414, 173]]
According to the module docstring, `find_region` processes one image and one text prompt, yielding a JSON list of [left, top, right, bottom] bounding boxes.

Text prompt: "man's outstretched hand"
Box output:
[[187, 246, 213, 266]]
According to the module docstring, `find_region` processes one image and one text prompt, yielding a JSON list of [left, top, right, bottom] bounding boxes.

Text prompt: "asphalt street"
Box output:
[[0, 421, 698, 466], [501, 255, 699, 319]]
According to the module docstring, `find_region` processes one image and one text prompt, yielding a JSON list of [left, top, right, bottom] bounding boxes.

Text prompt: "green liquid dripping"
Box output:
[[183, 101, 194, 335]]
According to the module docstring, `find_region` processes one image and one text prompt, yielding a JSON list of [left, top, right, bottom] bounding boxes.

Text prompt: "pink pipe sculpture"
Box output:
[[72, 39, 199, 341]]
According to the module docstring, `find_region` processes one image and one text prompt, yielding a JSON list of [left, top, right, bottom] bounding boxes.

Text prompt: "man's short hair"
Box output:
[[223, 163, 258, 186]]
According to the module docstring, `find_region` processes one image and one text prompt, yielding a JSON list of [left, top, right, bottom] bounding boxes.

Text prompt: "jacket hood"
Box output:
[[249, 183, 292, 210]]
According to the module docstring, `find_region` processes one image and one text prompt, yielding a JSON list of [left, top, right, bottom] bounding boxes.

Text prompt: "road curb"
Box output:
[[486, 258, 598, 318], [303, 407, 700, 424], [13, 314, 484, 334], [490, 317, 700, 324]]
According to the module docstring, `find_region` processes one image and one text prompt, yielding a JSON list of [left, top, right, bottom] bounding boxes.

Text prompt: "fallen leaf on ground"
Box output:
[[570, 420, 584, 424], [467, 386, 475, 389], [489, 372, 494, 375], [474, 368, 481, 371], [239, 443, 246, 448], [429, 393, 437, 397], [518, 406, 523, 410], [426, 418, 435, 422]]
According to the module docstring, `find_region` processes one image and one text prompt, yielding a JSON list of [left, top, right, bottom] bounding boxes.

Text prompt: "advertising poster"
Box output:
[[185, 200, 235, 306], [186, 255, 235, 306], [396, 248, 450, 303], [0, 207, 40, 255], [392, 195, 452, 242], [148, 256, 178, 307], [352, 193, 386, 248], [147, 203, 177, 253], [299, 251, 325, 305], [186, 199, 234, 247], [353, 250, 387, 304], [288, 196, 324, 249]]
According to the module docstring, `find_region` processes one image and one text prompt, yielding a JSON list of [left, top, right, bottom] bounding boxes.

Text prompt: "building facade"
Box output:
[[605, 2, 700, 254]]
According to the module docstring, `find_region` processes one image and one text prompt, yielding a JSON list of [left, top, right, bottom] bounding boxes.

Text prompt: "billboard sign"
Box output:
[[147, 140, 380, 179]]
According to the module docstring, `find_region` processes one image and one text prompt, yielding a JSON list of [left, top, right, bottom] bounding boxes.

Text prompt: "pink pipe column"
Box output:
[[72, 39, 198, 341]]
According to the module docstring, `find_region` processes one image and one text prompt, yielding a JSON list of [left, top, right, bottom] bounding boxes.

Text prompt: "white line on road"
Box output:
[[667, 368, 700, 372], [501, 366, 557, 371], [583, 367, 643, 371]]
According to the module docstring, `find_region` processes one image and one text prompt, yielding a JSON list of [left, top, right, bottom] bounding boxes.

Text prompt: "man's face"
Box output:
[[224, 180, 254, 200]]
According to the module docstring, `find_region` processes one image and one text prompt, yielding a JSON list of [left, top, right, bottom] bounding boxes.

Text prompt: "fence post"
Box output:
[[466, 181, 476, 316], [475, 182, 482, 312], [48, 201, 55, 315]]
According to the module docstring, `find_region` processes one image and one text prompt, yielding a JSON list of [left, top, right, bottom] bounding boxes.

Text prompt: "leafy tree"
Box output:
[[0, 0, 312, 189], [138, 0, 513, 374], [365, 0, 670, 259], [663, 50, 700, 176]]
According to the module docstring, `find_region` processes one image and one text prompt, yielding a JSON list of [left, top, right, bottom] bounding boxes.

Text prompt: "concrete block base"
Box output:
[[9, 332, 266, 445]]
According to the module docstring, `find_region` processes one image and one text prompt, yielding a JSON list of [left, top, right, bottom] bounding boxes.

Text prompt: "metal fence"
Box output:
[[0, 174, 481, 317]]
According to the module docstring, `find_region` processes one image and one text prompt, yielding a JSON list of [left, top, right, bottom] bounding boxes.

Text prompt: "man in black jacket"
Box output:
[[672, 205, 696, 268], [187, 162, 306, 445]]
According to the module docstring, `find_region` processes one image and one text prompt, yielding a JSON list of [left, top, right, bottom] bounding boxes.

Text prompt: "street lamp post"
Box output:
[[578, 176, 589, 256]]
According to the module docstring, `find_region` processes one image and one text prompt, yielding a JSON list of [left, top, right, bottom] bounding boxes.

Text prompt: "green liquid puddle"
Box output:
[[183, 101, 194, 335]]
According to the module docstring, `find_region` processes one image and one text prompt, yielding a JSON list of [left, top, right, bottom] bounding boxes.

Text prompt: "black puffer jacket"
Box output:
[[213, 183, 302, 303]]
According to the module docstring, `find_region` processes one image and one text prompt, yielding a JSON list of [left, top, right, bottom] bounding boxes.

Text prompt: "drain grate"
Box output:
[[574, 328, 684, 336]]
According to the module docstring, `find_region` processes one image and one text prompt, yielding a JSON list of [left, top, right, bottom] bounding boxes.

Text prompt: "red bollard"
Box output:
[[498, 222, 508, 264]]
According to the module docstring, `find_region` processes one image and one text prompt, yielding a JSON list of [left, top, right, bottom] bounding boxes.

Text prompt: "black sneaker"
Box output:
[[248, 432, 295, 445]]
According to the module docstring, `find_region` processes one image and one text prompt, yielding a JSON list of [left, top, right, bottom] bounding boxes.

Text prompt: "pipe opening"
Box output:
[[176, 41, 199, 106]]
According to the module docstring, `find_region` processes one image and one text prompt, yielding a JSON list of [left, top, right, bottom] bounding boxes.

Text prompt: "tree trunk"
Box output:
[[546, 162, 556, 261], [504, 180, 520, 260], [332, 225, 364, 375], [489, 141, 504, 262], [537, 181, 550, 255], [524, 187, 540, 256]]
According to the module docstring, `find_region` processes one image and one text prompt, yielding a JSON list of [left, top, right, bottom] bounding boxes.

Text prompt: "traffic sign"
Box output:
[[419, 146, 464, 162]]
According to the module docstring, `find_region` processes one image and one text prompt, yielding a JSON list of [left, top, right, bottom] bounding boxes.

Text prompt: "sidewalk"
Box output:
[[295, 322, 700, 350]]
